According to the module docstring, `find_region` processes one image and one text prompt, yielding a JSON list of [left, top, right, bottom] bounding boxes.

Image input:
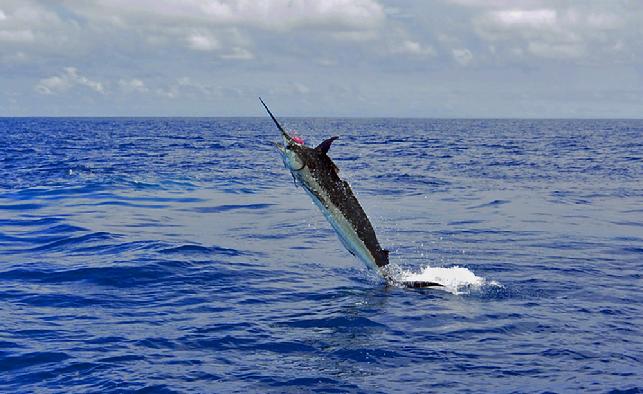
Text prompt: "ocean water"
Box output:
[[0, 117, 641, 393]]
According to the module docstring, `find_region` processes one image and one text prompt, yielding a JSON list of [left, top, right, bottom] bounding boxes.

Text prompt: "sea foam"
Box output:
[[398, 265, 492, 294]]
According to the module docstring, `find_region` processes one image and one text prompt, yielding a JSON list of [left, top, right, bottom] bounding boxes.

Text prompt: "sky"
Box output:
[[1, 0, 642, 117]]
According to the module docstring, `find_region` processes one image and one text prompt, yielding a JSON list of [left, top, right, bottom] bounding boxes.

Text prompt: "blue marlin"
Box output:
[[261, 98, 440, 288]]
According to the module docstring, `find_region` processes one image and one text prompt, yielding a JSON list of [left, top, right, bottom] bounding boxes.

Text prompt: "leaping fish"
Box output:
[[261, 98, 441, 289]]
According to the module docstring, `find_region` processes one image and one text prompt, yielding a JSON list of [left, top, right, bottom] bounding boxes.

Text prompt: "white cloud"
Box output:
[[0, 29, 35, 43], [468, 4, 632, 60], [474, 8, 561, 40], [35, 75, 70, 95], [187, 32, 219, 51], [4, 1, 643, 117], [220, 47, 254, 60], [2, 0, 639, 69], [331, 30, 378, 42], [65, 67, 105, 93], [0, 2, 68, 34], [119, 78, 147, 93], [292, 82, 310, 94], [393, 40, 435, 57], [490, 9, 557, 28], [527, 41, 585, 58], [70, 0, 385, 31], [317, 58, 337, 66], [0, 51, 27, 63], [36, 67, 105, 95], [437, 33, 458, 44], [446, 0, 538, 7], [38, 0, 388, 67], [154, 76, 223, 99], [452, 48, 473, 65], [156, 87, 178, 99], [586, 13, 622, 29]]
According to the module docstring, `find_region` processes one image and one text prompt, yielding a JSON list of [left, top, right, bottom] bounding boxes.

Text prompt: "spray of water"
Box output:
[[386, 262, 496, 294]]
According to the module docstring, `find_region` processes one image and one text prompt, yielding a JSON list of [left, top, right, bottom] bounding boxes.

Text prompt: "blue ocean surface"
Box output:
[[0, 117, 641, 393]]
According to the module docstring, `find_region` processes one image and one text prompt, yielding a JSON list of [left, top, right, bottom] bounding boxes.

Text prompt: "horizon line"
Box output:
[[1, 115, 643, 121]]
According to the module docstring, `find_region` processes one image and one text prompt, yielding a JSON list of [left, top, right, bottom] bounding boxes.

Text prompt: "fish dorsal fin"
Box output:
[[316, 136, 339, 154]]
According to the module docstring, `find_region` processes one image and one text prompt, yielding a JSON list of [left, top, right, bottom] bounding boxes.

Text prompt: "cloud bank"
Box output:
[[0, 0, 641, 117]]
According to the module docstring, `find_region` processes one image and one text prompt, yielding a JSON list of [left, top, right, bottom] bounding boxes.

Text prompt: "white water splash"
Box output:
[[398, 265, 491, 294]]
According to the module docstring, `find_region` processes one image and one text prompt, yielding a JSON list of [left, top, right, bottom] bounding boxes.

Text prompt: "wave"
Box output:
[[0, 351, 70, 372], [190, 203, 274, 213], [27, 232, 114, 252], [0, 264, 177, 288], [469, 199, 510, 209], [0, 203, 44, 211], [0, 217, 63, 227], [159, 244, 244, 256]]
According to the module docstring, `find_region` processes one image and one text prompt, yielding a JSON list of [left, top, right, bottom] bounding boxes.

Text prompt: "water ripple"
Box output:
[[0, 117, 640, 393]]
